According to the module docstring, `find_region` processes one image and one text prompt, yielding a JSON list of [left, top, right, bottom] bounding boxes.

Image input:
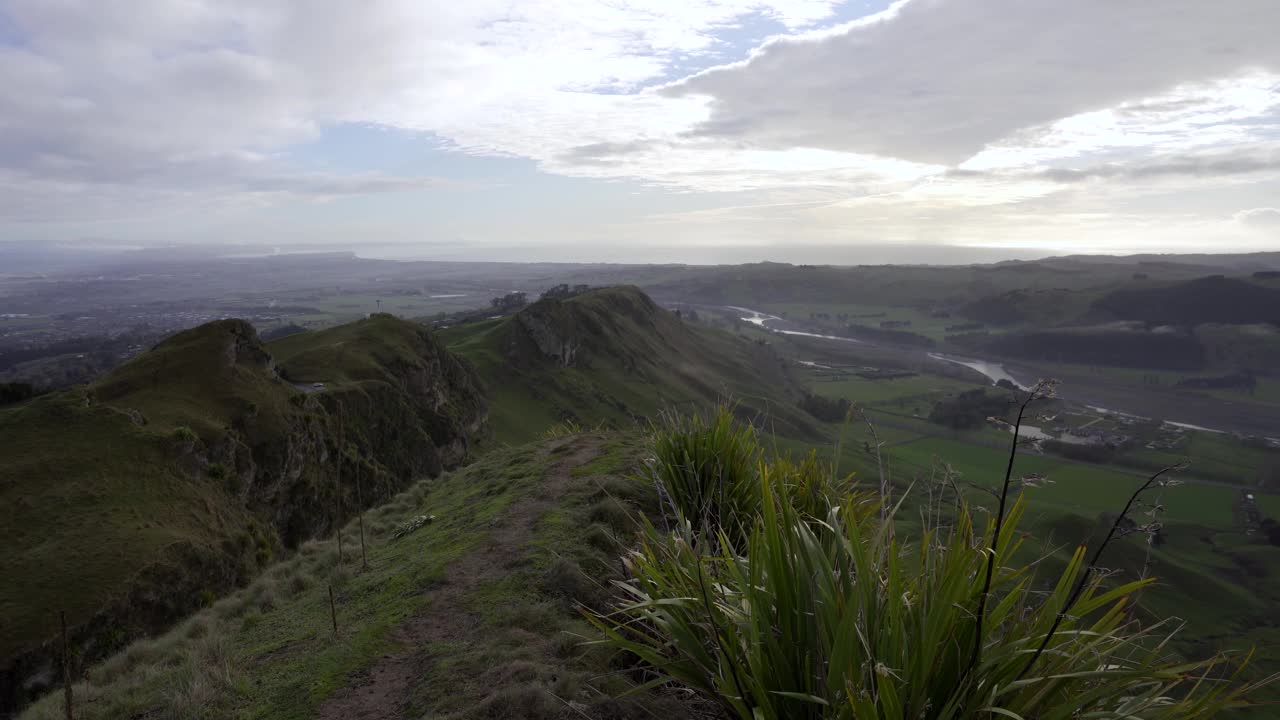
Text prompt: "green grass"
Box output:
[[0, 389, 257, 667], [788, 367, 1280, 712], [592, 414, 1273, 719], [885, 435, 1246, 525], [91, 319, 297, 436], [11, 281, 1280, 717], [758, 301, 972, 342], [1009, 362, 1280, 412], [246, 292, 482, 329], [440, 287, 818, 445], [20, 437, 681, 720], [268, 313, 467, 387], [797, 365, 1278, 515], [233, 446, 546, 720], [804, 371, 980, 410], [1183, 432, 1280, 480], [1200, 377, 1280, 406], [2, 313, 488, 702], [1120, 430, 1279, 486], [17, 443, 543, 719]]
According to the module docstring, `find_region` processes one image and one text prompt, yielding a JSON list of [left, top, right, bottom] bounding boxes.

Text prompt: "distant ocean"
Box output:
[[364, 243, 1054, 266]]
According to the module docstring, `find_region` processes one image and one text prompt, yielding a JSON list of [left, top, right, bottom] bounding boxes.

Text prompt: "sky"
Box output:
[[1, 0, 1278, 264]]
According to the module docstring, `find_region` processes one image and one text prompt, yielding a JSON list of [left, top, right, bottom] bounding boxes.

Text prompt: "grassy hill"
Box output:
[[0, 316, 486, 712], [18, 432, 699, 720], [1093, 275, 1280, 326], [4, 286, 820, 715], [19, 425, 1280, 719], [439, 286, 818, 443], [11, 282, 1280, 718]]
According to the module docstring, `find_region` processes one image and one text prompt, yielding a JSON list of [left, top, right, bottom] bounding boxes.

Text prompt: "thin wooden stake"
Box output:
[[60, 610, 73, 720], [328, 584, 338, 637], [335, 402, 345, 565], [356, 461, 368, 569]]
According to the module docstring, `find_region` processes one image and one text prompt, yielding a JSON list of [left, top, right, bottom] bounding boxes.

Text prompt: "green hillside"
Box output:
[[439, 286, 818, 443], [0, 316, 486, 711], [3, 287, 819, 713], [9, 284, 1280, 718], [18, 433, 695, 720]]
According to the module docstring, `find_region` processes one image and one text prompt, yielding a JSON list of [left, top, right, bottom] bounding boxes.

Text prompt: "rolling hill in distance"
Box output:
[[3, 255, 1280, 718]]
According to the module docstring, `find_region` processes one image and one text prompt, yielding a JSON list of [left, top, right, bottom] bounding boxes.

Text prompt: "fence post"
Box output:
[[335, 402, 345, 565], [329, 584, 338, 637], [356, 458, 368, 569], [60, 610, 73, 720]]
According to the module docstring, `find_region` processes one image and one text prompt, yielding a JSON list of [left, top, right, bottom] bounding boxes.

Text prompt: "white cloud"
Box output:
[[1236, 207, 1280, 230], [0, 0, 860, 218], [961, 74, 1280, 171], [1, 0, 1279, 256], [667, 0, 1280, 165]]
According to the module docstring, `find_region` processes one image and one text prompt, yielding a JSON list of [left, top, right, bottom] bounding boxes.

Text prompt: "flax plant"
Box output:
[[592, 400, 1272, 720]]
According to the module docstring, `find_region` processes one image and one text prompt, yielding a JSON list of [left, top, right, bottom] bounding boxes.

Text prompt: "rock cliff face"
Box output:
[[0, 317, 487, 712], [505, 285, 666, 370], [513, 308, 584, 368]]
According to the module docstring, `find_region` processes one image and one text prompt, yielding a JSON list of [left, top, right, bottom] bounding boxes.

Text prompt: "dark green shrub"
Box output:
[[592, 411, 1271, 720]]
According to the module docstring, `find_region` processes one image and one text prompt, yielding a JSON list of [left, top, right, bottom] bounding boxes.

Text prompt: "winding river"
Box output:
[[723, 305, 1280, 442], [726, 305, 1020, 386]]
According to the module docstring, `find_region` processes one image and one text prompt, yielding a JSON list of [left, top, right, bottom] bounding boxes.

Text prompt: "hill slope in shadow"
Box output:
[[440, 286, 818, 443], [0, 315, 486, 711]]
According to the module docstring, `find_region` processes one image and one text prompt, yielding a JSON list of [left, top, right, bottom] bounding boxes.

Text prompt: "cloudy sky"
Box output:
[[1, 0, 1278, 263]]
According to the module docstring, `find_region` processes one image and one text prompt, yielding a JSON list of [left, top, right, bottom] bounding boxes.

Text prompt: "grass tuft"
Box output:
[[592, 410, 1276, 720]]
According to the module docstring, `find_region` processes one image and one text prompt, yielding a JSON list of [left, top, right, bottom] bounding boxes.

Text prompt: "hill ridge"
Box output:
[[442, 285, 819, 442], [0, 314, 486, 712]]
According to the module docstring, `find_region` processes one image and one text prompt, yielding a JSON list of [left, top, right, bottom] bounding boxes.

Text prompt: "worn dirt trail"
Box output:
[[314, 437, 602, 720]]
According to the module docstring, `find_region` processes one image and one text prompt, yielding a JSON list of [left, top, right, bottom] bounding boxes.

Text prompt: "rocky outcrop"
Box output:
[[505, 285, 664, 370], [514, 309, 583, 368]]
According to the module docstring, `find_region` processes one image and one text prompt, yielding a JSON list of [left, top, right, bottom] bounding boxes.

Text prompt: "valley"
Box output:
[[4, 254, 1280, 718]]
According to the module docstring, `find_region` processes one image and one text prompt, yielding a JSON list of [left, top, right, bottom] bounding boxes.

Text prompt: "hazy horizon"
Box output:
[[11, 238, 1280, 275]]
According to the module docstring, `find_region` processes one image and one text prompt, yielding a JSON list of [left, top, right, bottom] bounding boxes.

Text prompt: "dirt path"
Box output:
[[314, 436, 603, 720]]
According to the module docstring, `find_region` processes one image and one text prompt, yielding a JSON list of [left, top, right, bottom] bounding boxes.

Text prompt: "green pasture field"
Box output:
[[756, 301, 987, 341]]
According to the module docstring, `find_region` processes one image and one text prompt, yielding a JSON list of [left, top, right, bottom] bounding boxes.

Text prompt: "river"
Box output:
[[925, 352, 1028, 390], [722, 305, 1273, 440], [725, 305, 1020, 386]]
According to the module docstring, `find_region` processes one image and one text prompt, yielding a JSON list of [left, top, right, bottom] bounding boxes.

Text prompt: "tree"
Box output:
[[798, 391, 850, 423], [490, 291, 527, 312], [0, 382, 40, 405], [541, 284, 573, 300], [541, 284, 593, 301], [1263, 519, 1280, 547], [928, 388, 1014, 430]]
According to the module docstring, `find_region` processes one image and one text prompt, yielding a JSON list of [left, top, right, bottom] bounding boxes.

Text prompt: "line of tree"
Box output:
[[928, 388, 1014, 430], [489, 291, 528, 312], [540, 283, 592, 301], [797, 391, 851, 423], [1176, 372, 1257, 391], [844, 323, 935, 348], [949, 328, 1205, 370], [0, 382, 43, 406]]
